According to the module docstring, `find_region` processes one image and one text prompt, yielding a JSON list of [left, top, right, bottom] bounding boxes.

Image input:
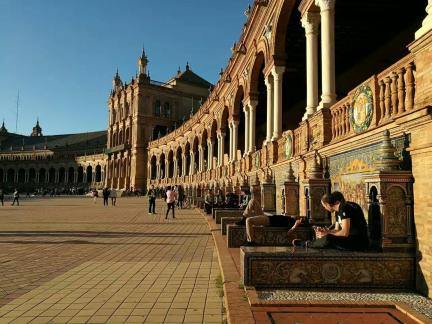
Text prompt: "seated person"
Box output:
[[297, 191, 369, 251], [225, 192, 239, 208], [239, 189, 251, 210], [235, 187, 262, 226], [214, 190, 225, 208], [204, 190, 214, 214], [244, 215, 303, 246]]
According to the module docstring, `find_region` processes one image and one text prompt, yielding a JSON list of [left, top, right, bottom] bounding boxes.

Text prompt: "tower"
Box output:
[[138, 47, 149, 76], [30, 119, 43, 137], [112, 69, 123, 92]]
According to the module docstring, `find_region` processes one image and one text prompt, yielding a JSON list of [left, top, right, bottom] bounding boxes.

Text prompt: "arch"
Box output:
[[163, 102, 171, 118], [192, 136, 199, 174], [233, 86, 246, 156], [160, 153, 166, 178], [150, 155, 157, 180], [59, 167, 66, 183], [95, 165, 102, 182], [248, 51, 267, 95], [176, 147, 183, 177], [68, 167, 75, 183], [77, 166, 84, 183], [86, 165, 93, 183], [201, 129, 209, 170], [168, 150, 174, 178], [272, 0, 297, 60], [18, 168, 25, 183], [184, 142, 191, 175], [29, 168, 36, 183], [154, 99, 161, 116], [0, 168, 3, 183], [39, 168, 46, 183], [7, 168, 15, 183], [49, 168, 56, 183]]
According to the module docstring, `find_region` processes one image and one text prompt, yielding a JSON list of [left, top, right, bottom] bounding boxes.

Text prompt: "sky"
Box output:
[[0, 0, 251, 135]]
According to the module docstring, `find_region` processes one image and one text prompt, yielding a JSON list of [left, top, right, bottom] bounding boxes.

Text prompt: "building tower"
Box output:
[[30, 119, 43, 137]]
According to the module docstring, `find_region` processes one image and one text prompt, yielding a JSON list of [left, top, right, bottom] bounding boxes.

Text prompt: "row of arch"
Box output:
[[110, 127, 131, 147], [0, 165, 102, 184]]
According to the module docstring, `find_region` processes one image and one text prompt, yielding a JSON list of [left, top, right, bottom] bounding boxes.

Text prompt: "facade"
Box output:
[[105, 49, 212, 191], [0, 120, 107, 193], [148, 0, 432, 297]]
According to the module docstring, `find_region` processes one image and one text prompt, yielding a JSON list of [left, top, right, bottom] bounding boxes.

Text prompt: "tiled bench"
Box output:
[[227, 225, 314, 248], [221, 217, 242, 235], [240, 246, 415, 290], [211, 208, 242, 221], [214, 209, 244, 224]]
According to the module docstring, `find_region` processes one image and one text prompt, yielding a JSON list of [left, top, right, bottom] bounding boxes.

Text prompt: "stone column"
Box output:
[[415, 0, 432, 39], [301, 11, 320, 120], [264, 74, 274, 144], [165, 160, 169, 178], [228, 122, 233, 161], [232, 119, 239, 161], [217, 132, 225, 167], [198, 145, 204, 172], [249, 100, 258, 153], [243, 105, 250, 156], [25, 170, 29, 183], [207, 140, 214, 170], [271, 67, 284, 141], [317, 0, 336, 109], [182, 154, 186, 176], [190, 151, 195, 175], [174, 158, 178, 177], [157, 162, 161, 179]]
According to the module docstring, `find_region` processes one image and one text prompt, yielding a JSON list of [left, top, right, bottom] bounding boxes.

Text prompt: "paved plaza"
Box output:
[[0, 197, 223, 324]]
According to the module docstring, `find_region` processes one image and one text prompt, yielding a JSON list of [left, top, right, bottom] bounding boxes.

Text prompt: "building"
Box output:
[[147, 0, 432, 297], [105, 48, 212, 191], [0, 120, 107, 193]]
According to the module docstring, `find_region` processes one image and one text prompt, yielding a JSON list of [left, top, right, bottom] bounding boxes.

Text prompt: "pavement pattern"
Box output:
[[0, 197, 224, 324]]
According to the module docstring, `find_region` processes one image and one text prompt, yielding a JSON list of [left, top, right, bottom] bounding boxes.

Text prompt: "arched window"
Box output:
[[95, 165, 102, 182], [86, 166, 93, 183], [154, 100, 161, 116]]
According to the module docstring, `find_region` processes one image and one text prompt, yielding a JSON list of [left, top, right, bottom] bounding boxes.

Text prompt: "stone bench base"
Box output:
[[214, 209, 244, 224], [227, 225, 314, 248], [241, 246, 415, 290], [221, 217, 242, 235]]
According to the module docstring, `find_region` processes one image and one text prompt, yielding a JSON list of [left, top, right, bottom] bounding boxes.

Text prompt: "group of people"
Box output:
[[203, 188, 251, 214], [147, 184, 186, 219]]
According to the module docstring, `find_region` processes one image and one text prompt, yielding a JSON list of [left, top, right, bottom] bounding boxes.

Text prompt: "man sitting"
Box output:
[[239, 189, 251, 210], [204, 190, 214, 214], [235, 186, 263, 226], [296, 191, 369, 251]]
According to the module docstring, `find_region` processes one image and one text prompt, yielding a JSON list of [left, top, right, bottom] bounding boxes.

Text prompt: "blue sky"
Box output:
[[0, 0, 251, 135]]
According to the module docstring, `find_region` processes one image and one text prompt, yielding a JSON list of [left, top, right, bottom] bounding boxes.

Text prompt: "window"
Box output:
[[163, 102, 170, 118], [154, 100, 161, 116]]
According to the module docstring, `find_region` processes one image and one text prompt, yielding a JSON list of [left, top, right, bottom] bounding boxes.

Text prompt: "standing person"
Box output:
[[165, 186, 177, 219], [11, 188, 20, 206], [102, 188, 110, 206], [177, 185, 184, 209], [0, 189, 4, 206], [92, 189, 98, 204], [110, 189, 117, 206], [148, 185, 156, 214]]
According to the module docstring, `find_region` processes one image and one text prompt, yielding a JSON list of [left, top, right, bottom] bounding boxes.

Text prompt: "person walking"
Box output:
[[165, 186, 177, 219], [92, 189, 98, 204], [148, 185, 156, 214], [102, 188, 110, 206], [0, 189, 4, 206], [177, 185, 184, 209], [11, 188, 20, 206], [110, 189, 117, 206]]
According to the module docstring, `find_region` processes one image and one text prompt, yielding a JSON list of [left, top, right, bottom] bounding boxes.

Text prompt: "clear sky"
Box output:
[[0, 0, 251, 135]]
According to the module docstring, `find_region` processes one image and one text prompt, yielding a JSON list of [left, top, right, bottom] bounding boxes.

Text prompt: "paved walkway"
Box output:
[[0, 198, 223, 323]]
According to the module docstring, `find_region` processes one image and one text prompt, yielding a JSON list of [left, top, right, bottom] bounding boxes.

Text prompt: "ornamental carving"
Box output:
[[350, 84, 373, 133], [386, 186, 407, 236]]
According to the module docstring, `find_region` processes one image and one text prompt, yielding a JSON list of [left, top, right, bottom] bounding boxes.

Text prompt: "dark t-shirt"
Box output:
[[337, 201, 368, 239]]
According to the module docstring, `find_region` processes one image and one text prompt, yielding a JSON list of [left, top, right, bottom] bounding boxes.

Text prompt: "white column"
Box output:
[[264, 75, 273, 144], [271, 66, 285, 141], [316, 0, 336, 109], [228, 122, 233, 161], [415, 0, 432, 39], [217, 132, 225, 167], [249, 100, 257, 153], [301, 11, 320, 120], [243, 105, 250, 156], [198, 145, 204, 172], [232, 120, 239, 161], [189, 151, 195, 175], [207, 140, 214, 170], [174, 158, 178, 177], [165, 161, 169, 178], [156, 162, 161, 179], [182, 154, 186, 176]]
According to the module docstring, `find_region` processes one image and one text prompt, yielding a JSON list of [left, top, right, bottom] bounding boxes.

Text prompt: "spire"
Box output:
[[138, 47, 149, 75], [31, 118, 43, 137], [0, 119, 7, 134], [112, 68, 123, 91], [186, 62, 190, 71], [177, 66, 182, 76]]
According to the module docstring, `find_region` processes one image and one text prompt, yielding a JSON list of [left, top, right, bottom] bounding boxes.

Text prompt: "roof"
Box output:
[[0, 130, 107, 152], [173, 69, 212, 88]]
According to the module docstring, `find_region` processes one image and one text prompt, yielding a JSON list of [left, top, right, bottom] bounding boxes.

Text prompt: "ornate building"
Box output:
[[147, 0, 432, 297], [0, 120, 107, 192], [105, 48, 212, 191]]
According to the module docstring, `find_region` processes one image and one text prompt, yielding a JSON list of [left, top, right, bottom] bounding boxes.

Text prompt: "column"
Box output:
[[228, 122, 234, 161], [243, 105, 250, 156], [301, 11, 320, 120], [264, 75, 273, 144], [165, 160, 169, 178], [232, 120, 239, 161], [174, 158, 178, 177], [190, 151, 195, 175], [25, 170, 29, 183], [271, 66, 285, 141], [182, 154, 186, 176], [207, 140, 214, 170], [317, 0, 336, 109], [249, 100, 257, 153], [198, 145, 204, 172], [157, 162, 161, 179], [217, 133, 222, 166]]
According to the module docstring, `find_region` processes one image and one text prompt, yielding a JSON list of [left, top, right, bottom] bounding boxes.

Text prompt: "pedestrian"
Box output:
[[102, 188, 110, 206], [177, 185, 184, 209], [92, 189, 98, 204], [165, 186, 177, 219], [110, 189, 117, 206], [148, 185, 156, 214], [0, 189, 4, 206], [11, 188, 20, 206]]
